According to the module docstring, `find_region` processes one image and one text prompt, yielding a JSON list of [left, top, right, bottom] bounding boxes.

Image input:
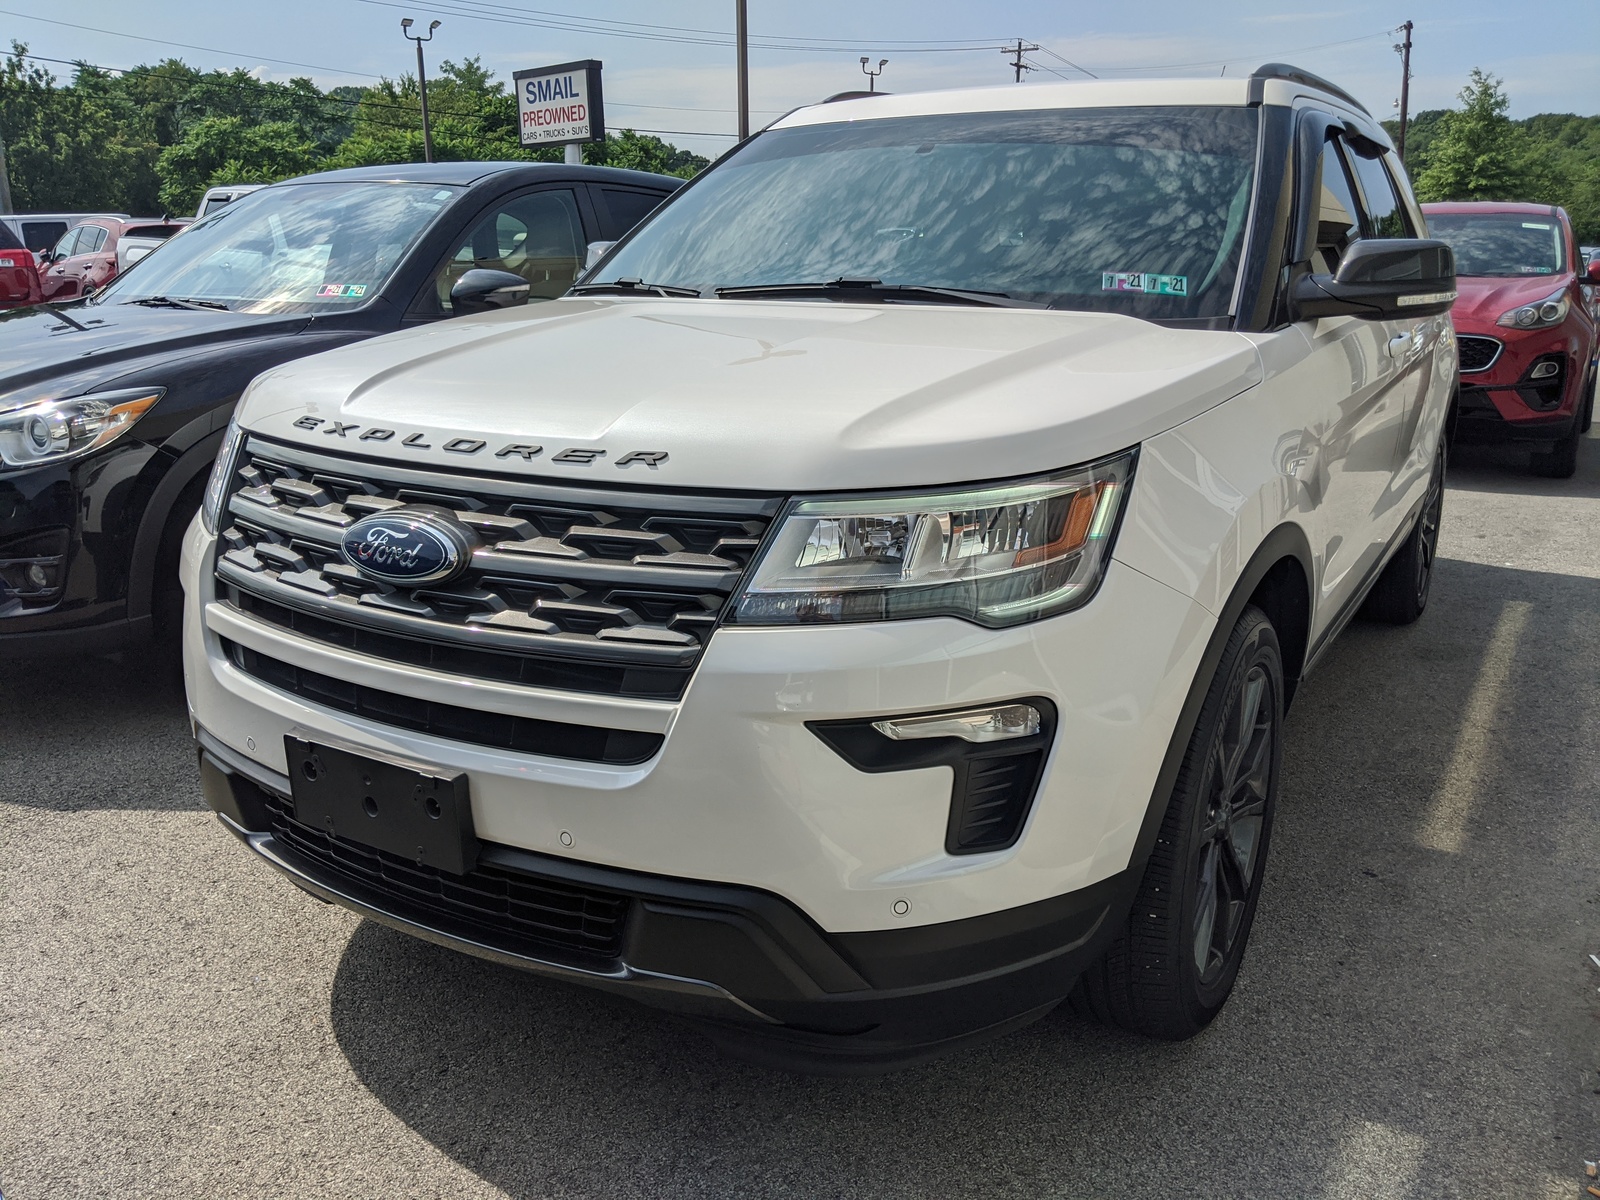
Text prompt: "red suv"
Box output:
[[1424, 202, 1600, 477], [0, 220, 42, 310]]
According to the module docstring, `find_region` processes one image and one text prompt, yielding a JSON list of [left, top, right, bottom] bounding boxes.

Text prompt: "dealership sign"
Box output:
[[514, 59, 604, 147]]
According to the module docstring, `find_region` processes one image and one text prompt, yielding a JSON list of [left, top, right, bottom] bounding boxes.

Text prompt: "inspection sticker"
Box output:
[[1521, 222, 1552, 230], [1101, 272, 1188, 296], [316, 283, 368, 299]]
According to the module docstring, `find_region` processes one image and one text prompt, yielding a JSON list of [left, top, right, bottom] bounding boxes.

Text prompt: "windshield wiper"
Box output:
[[128, 295, 231, 311], [570, 278, 702, 298], [713, 278, 1048, 308]]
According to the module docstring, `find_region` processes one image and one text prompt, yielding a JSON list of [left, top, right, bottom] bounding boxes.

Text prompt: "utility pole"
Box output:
[[1395, 20, 1414, 162], [401, 17, 441, 164], [735, 0, 749, 140], [859, 57, 887, 92], [0, 134, 13, 215], [1004, 39, 1039, 83]]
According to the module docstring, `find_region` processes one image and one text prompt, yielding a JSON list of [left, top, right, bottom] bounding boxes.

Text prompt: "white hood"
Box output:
[[239, 297, 1262, 491]]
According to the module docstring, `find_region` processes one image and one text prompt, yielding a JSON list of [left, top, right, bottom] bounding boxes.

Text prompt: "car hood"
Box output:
[[239, 297, 1262, 492], [0, 301, 309, 399], [1449, 273, 1573, 331]]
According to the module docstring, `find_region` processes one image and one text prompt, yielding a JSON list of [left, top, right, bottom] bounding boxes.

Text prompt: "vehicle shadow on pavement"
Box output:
[[0, 649, 195, 811], [325, 553, 1600, 1198]]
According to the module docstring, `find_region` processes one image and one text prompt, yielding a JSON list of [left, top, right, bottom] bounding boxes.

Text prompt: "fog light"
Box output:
[[873, 703, 1041, 743], [1529, 360, 1560, 380], [25, 563, 48, 589]]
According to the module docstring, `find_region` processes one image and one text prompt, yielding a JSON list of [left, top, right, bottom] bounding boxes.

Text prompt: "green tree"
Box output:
[[585, 129, 708, 178], [1413, 70, 1563, 203], [156, 115, 317, 212]]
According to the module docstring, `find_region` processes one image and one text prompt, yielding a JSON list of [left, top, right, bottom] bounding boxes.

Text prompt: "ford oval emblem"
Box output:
[[340, 510, 473, 586]]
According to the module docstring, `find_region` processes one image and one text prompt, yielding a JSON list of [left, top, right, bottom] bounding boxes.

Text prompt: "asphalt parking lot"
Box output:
[[4, 426, 1599, 1199]]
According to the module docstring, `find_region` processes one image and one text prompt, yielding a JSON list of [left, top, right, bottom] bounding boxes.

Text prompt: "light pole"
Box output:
[[735, 0, 749, 140], [860, 57, 887, 92], [401, 17, 441, 163]]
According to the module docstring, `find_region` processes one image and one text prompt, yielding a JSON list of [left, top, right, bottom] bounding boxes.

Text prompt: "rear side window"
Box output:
[[599, 188, 668, 238], [79, 226, 110, 253], [21, 221, 69, 252], [1348, 151, 1413, 238], [123, 224, 183, 241], [0, 221, 22, 252], [1311, 137, 1363, 272]]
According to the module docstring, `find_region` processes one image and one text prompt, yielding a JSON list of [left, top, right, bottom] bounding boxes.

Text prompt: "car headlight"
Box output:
[[0, 388, 163, 477], [731, 449, 1136, 628], [200, 416, 246, 535], [1497, 287, 1569, 329]]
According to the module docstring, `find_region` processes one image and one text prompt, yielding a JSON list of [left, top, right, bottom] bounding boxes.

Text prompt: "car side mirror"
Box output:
[[449, 268, 531, 315], [584, 241, 617, 271], [1292, 238, 1457, 320], [37, 250, 53, 265], [1584, 259, 1600, 285]]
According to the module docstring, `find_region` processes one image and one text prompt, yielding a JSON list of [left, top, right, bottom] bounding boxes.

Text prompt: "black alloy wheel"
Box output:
[[1362, 439, 1446, 625], [1192, 660, 1275, 992], [1072, 606, 1284, 1039]]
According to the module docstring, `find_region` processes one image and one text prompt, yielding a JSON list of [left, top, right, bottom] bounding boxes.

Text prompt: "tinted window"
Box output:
[[122, 224, 183, 241], [79, 226, 109, 253], [1312, 138, 1363, 272], [94, 182, 458, 314], [597, 107, 1262, 319], [0, 222, 22, 252], [21, 221, 68, 252], [1349, 151, 1412, 238], [600, 188, 668, 237], [422, 188, 586, 315], [1426, 213, 1566, 277]]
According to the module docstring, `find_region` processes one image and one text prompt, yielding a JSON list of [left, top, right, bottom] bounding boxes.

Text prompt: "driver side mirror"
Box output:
[[1584, 258, 1600, 285], [37, 249, 54, 265], [1292, 238, 1457, 320], [584, 241, 617, 271], [449, 268, 531, 315]]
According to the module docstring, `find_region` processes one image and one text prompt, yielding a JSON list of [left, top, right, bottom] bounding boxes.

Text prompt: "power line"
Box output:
[[0, 7, 384, 78], [1072, 29, 1399, 73], [1035, 45, 1098, 79]]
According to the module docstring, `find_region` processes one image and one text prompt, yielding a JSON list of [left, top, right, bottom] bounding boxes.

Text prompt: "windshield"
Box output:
[[595, 106, 1260, 319], [1426, 213, 1567, 277], [95, 182, 458, 314]]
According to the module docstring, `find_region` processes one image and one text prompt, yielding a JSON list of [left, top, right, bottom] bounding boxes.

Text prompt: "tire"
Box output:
[[1072, 605, 1284, 1040], [1532, 418, 1580, 478], [1362, 439, 1445, 625], [1579, 368, 1595, 435], [149, 477, 207, 651]]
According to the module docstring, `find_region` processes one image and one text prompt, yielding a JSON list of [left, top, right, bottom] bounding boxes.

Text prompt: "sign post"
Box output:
[[514, 60, 605, 163]]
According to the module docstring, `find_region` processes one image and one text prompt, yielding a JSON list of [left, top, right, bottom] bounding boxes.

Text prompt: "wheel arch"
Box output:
[[1123, 521, 1313, 880], [126, 421, 229, 630]]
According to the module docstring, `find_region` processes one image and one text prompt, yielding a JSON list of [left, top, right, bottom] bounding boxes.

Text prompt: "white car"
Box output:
[[183, 64, 1458, 1070], [194, 184, 266, 219]]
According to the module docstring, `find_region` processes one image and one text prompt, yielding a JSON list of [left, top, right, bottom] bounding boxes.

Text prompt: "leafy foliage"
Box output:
[[1384, 70, 1600, 242], [0, 42, 711, 216]]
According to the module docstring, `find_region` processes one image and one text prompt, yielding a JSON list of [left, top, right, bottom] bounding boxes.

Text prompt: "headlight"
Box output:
[[731, 449, 1136, 628], [1497, 287, 1569, 329], [200, 416, 246, 535], [0, 388, 163, 476]]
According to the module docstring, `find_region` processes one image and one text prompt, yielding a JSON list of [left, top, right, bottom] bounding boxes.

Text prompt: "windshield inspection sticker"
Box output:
[[1521, 222, 1552, 230], [1102, 271, 1189, 297], [317, 283, 368, 299]]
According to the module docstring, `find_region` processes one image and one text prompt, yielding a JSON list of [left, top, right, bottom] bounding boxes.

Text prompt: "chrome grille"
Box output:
[[215, 437, 781, 700], [1457, 335, 1501, 374]]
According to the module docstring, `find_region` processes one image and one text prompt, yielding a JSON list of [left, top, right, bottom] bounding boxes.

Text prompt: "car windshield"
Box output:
[[594, 106, 1260, 320], [1426, 213, 1566, 277], [94, 182, 459, 314]]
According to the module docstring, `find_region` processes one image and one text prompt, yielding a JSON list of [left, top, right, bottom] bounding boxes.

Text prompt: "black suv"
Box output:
[[0, 162, 680, 654]]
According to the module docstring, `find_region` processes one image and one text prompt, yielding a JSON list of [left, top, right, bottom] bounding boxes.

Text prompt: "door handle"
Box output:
[[1386, 332, 1413, 359]]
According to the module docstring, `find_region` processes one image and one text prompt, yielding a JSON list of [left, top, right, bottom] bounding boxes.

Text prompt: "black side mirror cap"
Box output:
[[1293, 238, 1457, 320], [449, 268, 531, 315]]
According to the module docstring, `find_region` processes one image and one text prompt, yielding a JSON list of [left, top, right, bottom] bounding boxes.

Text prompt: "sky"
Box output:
[[4, 0, 1598, 158]]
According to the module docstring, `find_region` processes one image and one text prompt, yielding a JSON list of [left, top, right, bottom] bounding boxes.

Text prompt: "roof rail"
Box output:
[[822, 90, 890, 103], [1249, 62, 1371, 116]]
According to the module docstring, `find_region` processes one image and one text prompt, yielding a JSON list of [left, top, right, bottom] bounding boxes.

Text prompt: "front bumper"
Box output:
[[1452, 327, 1590, 442], [199, 735, 1132, 1070]]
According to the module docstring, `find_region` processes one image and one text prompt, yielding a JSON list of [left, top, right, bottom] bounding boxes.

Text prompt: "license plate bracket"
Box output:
[[285, 737, 479, 875]]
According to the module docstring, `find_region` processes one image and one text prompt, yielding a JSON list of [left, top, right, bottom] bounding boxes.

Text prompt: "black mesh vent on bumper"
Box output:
[[262, 789, 630, 961], [1457, 335, 1501, 374], [223, 640, 664, 765]]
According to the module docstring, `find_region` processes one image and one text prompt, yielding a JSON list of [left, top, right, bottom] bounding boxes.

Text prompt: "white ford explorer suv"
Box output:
[[183, 64, 1458, 1071]]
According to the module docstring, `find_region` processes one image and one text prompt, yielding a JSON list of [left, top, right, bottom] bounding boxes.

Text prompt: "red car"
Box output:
[[0, 220, 43, 310], [1424, 201, 1600, 477], [37, 217, 188, 303]]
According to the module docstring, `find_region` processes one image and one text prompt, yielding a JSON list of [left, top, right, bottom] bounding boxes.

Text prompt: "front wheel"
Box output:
[[1072, 605, 1284, 1039]]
